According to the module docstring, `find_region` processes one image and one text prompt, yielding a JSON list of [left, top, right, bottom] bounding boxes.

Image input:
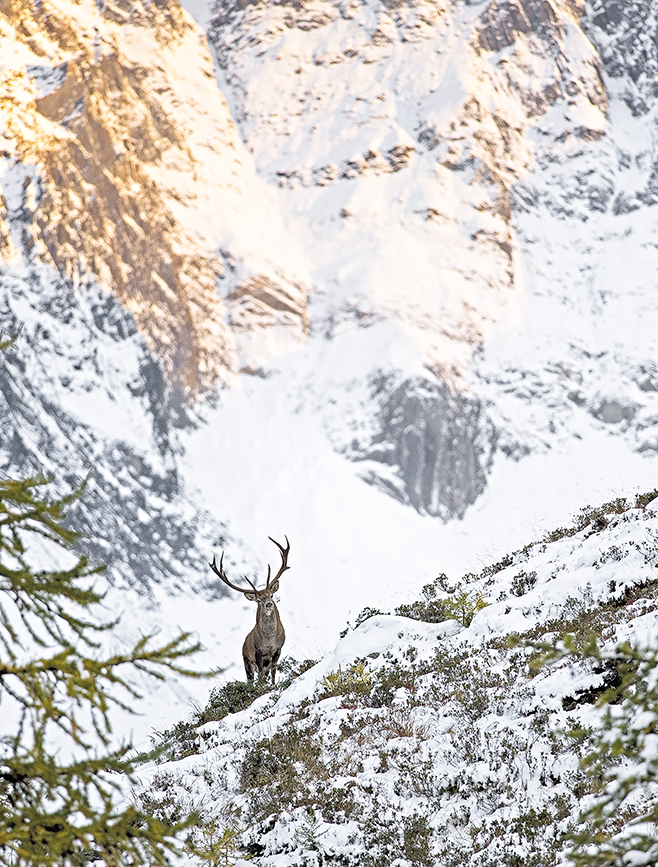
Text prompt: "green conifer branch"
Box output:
[[0, 455, 208, 864]]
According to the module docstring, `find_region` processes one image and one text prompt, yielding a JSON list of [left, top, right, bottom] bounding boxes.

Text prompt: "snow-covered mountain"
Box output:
[[0, 0, 309, 594], [0, 0, 657, 735], [206, 0, 658, 507]]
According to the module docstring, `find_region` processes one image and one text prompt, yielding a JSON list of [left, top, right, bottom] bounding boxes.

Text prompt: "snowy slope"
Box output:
[[137, 492, 658, 866]]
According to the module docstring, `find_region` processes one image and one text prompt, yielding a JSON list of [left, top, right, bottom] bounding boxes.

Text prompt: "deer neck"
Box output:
[[257, 604, 279, 638]]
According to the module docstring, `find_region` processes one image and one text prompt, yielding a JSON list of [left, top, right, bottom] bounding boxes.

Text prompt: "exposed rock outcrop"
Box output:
[[355, 377, 497, 520], [0, 0, 309, 403], [0, 269, 231, 595]]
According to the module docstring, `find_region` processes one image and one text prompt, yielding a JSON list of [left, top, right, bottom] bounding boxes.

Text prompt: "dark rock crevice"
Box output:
[[353, 377, 498, 520]]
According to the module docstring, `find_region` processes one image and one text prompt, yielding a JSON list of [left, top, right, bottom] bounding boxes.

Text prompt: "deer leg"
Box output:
[[259, 657, 273, 683], [255, 650, 267, 682]]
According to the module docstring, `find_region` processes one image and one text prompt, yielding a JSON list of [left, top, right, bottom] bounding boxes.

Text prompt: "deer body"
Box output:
[[210, 537, 289, 685], [243, 602, 285, 684]]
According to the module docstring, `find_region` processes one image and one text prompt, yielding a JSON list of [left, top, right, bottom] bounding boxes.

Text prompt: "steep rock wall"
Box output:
[[0, 0, 310, 400]]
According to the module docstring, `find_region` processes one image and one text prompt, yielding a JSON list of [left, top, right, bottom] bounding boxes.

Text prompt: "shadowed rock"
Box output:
[[355, 377, 497, 520]]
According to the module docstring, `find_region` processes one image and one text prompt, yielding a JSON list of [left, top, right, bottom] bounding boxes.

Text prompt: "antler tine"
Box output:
[[266, 535, 290, 587], [243, 573, 259, 594], [209, 552, 254, 595]]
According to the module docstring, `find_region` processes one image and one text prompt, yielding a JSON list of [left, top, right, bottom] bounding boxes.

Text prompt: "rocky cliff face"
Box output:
[[470, 0, 658, 462], [582, 0, 657, 116], [207, 0, 607, 363], [0, 0, 310, 589], [0, 0, 310, 402], [205, 0, 655, 517], [357, 377, 497, 519], [0, 264, 236, 595]]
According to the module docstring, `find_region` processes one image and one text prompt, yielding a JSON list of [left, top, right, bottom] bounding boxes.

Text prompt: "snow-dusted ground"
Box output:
[[138, 493, 658, 866]]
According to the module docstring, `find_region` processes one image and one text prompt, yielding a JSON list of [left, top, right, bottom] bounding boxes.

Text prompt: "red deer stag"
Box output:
[[209, 536, 289, 684]]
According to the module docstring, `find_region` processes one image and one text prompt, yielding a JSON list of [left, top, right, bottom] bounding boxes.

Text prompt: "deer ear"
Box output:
[[269, 580, 279, 594], [245, 591, 257, 602]]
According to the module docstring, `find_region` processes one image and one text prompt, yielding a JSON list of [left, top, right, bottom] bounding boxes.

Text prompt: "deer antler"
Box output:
[[209, 552, 258, 595], [266, 536, 290, 588]]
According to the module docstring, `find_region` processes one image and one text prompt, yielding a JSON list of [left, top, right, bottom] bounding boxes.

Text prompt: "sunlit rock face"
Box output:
[[0, 0, 310, 401]]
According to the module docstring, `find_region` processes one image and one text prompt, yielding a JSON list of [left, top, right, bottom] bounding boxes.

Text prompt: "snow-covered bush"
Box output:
[[538, 637, 658, 867]]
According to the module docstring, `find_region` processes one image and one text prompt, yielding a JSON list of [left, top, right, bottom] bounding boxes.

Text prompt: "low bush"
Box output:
[[319, 661, 372, 699], [199, 679, 269, 724], [241, 723, 328, 821], [396, 580, 487, 627], [510, 570, 538, 597]]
